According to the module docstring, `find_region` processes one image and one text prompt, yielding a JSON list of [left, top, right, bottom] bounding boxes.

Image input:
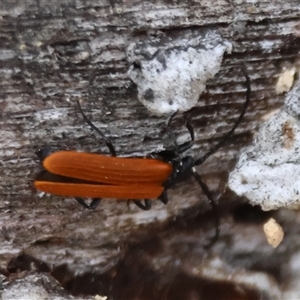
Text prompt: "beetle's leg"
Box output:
[[194, 67, 250, 166], [166, 111, 195, 155], [192, 169, 219, 248], [177, 115, 195, 154], [158, 191, 168, 205], [132, 200, 152, 210], [76, 99, 117, 157], [89, 198, 102, 209], [75, 197, 102, 210], [166, 111, 179, 156]]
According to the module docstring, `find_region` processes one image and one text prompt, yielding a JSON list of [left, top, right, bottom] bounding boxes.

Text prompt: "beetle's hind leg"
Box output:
[[75, 197, 102, 210], [132, 199, 152, 210], [158, 191, 168, 205]]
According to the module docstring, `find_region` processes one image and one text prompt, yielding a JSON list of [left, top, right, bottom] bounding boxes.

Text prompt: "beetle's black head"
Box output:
[[164, 156, 195, 187], [176, 156, 195, 180]]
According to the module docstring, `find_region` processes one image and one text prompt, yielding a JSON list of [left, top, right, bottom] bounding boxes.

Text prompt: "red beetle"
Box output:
[[35, 67, 250, 245]]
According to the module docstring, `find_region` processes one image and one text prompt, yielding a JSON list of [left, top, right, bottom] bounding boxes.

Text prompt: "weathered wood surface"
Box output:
[[1, 0, 300, 298]]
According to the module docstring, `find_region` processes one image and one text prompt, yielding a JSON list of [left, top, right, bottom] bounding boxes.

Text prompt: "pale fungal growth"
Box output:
[[263, 218, 284, 247], [228, 78, 300, 210], [276, 67, 296, 94], [127, 29, 232, 115]]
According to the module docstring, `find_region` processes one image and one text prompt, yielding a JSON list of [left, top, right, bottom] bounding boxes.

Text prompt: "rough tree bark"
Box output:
[[1, 0, 300, 299]]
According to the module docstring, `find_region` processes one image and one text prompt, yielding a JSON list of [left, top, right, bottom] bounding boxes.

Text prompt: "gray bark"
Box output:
[[1, 0, 300, 298]]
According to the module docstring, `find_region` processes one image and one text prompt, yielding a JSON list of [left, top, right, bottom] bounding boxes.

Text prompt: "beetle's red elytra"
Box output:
[[35, 151, 172, 199]]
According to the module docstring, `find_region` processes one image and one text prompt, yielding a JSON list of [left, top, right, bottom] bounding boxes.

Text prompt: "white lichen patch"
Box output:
[[229, 79, 300, 210], [34, 108, 69, 121], [127, 29, 232, 115]]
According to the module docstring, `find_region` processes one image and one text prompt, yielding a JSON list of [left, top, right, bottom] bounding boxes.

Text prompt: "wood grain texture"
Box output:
[[1, 0, 300, 298]]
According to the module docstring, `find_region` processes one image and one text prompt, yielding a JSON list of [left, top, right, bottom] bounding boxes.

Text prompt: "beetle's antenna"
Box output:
[[192, 169, 219, 248], [76, 99, 117, 157], [194, 67, 250, 166]]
